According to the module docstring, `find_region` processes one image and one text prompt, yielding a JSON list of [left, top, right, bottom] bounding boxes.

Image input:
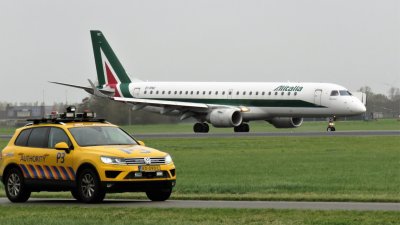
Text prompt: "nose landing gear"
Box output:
[[327, 117, 336, 132]]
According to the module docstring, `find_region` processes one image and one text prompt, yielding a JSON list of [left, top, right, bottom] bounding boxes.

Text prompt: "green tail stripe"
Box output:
[[120, 83, 133, 98], [90, 30, 132, 85]]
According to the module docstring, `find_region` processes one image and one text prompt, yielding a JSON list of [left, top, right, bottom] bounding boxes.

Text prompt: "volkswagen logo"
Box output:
[[144, 157, 151, 165]]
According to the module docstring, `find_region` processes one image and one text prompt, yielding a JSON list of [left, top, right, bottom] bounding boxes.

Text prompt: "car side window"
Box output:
[[48, 127, 71, 149], [27, 127, 50, 148], [14, 129, 33, 146]]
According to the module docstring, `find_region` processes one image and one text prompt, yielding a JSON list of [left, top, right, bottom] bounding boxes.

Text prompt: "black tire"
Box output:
[[327, 127, 332, 132], [4, 168, 31, 203], [146, 189, 172, 201], [202, 123, 209, 133], [71, 189, 82, 201], [77, 168, 106, 203], [234, 123, 250, 133], [194, 123, 209, 133], [331, 127, 336, 132]]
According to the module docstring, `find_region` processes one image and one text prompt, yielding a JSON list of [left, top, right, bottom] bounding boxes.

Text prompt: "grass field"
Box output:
[[1, 119, 399, 135], [0, 136, 399, 202], [0, 206, 399, 225]]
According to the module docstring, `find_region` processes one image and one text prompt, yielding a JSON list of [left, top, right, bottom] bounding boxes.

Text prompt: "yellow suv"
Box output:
[[0, 107, 176, 203]]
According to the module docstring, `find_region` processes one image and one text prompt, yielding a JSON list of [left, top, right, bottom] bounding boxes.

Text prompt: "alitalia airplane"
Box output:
[[51, 30, 366, 133]]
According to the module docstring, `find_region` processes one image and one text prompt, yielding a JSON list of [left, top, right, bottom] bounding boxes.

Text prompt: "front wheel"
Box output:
[[146, 189, 172, 201], [77, 168, 106, 203], [5, 168, 31, 202]]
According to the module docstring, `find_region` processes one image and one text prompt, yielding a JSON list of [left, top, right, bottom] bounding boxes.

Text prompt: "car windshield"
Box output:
[[69, 126, 137, 147]]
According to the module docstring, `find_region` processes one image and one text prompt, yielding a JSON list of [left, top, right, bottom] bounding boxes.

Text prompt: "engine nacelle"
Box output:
[[267, 117, 303, 128], [207, 109, 243, 127]]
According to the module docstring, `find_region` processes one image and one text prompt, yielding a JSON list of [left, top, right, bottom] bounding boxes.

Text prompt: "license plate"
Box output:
[[139, 165, 161, 172]]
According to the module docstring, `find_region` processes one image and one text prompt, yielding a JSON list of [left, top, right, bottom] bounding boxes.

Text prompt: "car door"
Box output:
[[44, 127, 76, 182]]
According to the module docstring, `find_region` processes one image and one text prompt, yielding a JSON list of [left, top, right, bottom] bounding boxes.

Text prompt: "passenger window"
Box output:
[[144, 91, 147, 94], [15, 129, 32, 146], [174, 91, 177, 94], [27, 127, 49, 148], [48, 128, 71, 149], [150, 91, 153, 94], [196, 91, 199, 95], [156, 91, 159, 94], [209, 91, 212, 95], [249, 92, 252, 95], [203, 91, 206, 95], [268, 92, 271, 95], [243, 91, 246, 95], [330, 90, 339, 96], [294, 92, 297, 96], [179, 91, 182, 95], [275, 92, 278, 95], [256, 92, 259, 95], [215, 91, 218, 95], [185, 91, 188, 95], [236, 91, 239, 95], [190, 91, 193, 95], [222, 91, 225, 95], [162, 91, 165, 94]]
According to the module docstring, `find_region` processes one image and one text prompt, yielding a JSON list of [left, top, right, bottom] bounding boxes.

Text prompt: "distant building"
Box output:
[[3, 105, 54, 119]]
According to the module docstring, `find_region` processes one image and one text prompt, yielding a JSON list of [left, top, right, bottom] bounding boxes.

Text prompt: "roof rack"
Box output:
[[26, 106, 107, 125]]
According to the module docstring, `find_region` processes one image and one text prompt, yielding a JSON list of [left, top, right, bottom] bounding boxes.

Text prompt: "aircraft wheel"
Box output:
[[327, 127, 336, 132], [234, 123, 250, 132], [193, 123, 209, 133]]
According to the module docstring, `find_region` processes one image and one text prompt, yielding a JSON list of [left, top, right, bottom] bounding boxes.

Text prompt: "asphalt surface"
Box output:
[[0, 198, 399, 211], [1, 130, 399, 140]]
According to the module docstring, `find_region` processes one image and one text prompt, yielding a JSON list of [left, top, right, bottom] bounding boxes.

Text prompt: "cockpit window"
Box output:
[[330, 90, 339, 96], [339, 90, 352, 96]]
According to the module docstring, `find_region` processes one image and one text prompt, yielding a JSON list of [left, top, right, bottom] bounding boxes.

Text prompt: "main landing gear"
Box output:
[[193, 123, 209, 133], [234, 123, 249, 132]]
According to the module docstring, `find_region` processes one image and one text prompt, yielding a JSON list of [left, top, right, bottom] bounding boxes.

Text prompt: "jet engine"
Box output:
[[207, 109, 242, 127], [267, 117, 303, 128]]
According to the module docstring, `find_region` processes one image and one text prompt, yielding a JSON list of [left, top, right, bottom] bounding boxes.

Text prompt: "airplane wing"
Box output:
[[49, 81, 115, 95], [113, 96, 209, 109]]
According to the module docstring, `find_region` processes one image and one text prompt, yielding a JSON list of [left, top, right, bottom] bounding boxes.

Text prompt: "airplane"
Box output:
[[51, 30, 366, 133]]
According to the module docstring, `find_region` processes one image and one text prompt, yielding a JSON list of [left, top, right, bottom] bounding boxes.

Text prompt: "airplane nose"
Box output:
[[353, 101, 366, 114]]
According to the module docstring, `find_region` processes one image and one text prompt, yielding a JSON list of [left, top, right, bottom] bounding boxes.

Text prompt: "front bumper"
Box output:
[[102, 180, 176, 193]]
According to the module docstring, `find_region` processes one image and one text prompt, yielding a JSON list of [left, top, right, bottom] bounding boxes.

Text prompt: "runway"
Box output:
[[0, 198, 399, 211], [133, 130, 400, 139], [0, 130, 399, 140]]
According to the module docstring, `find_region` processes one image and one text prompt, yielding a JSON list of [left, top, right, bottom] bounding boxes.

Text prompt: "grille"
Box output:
[[125, 157, 166, 165]]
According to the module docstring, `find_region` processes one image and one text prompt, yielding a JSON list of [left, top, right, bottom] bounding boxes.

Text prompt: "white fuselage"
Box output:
[[117, 81, 366, 121]]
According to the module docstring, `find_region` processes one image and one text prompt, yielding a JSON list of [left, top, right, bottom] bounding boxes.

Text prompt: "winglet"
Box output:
[[88, 79, 111, 98]]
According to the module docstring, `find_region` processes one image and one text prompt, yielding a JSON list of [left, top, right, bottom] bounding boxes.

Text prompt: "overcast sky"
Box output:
[[0, 0, 399, 104]]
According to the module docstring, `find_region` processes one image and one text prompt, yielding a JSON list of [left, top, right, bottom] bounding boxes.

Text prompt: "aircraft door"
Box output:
[[133, 88, 140, 98], [314, 89, 322, 106]]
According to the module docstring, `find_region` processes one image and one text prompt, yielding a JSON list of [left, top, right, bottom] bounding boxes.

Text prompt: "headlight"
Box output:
[[165, 154, 173, 164], [100, 156, 126, 165]]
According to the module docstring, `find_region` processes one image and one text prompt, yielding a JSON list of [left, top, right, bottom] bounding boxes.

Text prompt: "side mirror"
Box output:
[[137, 140, 145, 146], [55, 142, 71, 153]]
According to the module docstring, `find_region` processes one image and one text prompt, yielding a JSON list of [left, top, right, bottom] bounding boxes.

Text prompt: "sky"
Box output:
[[0, 0, 399, 104]]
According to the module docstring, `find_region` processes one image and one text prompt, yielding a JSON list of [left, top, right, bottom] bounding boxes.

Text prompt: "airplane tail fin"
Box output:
[[90, 30, 132, 86]]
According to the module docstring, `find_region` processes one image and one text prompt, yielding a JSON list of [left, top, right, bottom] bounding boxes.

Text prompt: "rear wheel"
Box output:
[[146, 189, 172, 201], [77, 168, 105, 203], [5, 168, 31, 202]]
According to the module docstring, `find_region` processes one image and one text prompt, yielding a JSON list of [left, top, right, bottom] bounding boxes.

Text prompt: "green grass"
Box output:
[[1, 119, 399, 135], [0, 206, 399, 225], [1, 136, 399, 202]]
